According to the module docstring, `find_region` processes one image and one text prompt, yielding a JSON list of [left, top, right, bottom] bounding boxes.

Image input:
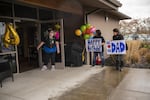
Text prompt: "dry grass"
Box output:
[[125, 40, 142, 64], [130, 52, 140, 64], [119, 40, 150, 67], [145, 52, 150, 63], [139, 48, 149, 56]]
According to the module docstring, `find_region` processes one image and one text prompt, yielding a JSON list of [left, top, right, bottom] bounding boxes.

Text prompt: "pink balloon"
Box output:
[[55, 31, 60, 39], [90, 27, 96, 33]]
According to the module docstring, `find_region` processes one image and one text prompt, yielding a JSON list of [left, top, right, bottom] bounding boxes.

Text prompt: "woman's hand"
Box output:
[[56, 41, 60, 54], [57, 49, 60, 54], [37, 41, 44, 51], [37, 46, 40, 51]]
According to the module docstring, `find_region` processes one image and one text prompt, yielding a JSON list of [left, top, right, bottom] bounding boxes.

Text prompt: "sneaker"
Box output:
[[92, 64, 95, 67], [51, 65, 55, 71], [41, 65, 47, 71], [119, 68, 123, 72]]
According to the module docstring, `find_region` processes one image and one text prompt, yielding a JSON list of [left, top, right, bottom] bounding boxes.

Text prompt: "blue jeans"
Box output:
[[92, 52, 105, 66]]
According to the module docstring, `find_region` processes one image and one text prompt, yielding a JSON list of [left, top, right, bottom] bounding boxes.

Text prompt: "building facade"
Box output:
[[0, 0, 130, 73]]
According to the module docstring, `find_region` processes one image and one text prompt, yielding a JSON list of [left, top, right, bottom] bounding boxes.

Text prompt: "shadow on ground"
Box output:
[[49, 67, 129, 100]]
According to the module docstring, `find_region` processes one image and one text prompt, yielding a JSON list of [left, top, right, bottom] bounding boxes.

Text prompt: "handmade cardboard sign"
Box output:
[[86, 39, 102, 52], [106, 40, 126, 54]]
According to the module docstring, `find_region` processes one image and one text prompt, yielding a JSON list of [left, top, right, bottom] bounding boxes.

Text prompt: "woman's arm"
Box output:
[[56, 41, 60, 54], [101, 37, 105, 45], [37, 41, 44, 50]]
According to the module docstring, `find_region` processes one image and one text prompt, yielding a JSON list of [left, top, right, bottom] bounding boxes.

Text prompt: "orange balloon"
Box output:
[[75, 29, 82, 36]]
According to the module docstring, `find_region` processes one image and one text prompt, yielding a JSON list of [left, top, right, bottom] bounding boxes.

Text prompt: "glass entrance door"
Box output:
[[15, 21, 38, 72]]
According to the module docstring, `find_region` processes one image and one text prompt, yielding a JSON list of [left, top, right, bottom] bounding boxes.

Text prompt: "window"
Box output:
[[14, 4, 37, 19], [0, 1, 12, 17], [39, 8, 54, 20]]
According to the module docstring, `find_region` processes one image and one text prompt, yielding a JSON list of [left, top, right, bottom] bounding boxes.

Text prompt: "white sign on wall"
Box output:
[[86, 39, 102, 52], [106, 40, 127, 54]]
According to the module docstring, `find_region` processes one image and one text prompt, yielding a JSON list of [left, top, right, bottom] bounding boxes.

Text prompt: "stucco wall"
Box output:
[[87, 12, 119, 41], [87, 12, 120, 59]]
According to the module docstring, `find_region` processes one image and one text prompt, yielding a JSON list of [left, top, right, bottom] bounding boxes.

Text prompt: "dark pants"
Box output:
[[115, 55, 123, 70], [43, 52, 56, 65]]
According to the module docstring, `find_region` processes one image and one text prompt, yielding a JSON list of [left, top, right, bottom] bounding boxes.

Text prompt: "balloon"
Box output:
[[82, 30, 86, 34], [83, 34, 90, 40], [86, 29, 91, 34], [80, 25, 86, 33], [89, 33, 94, 36], [90, 36, 93, 39], [87, 25, 93, 30], [90, 27, 96, 33], [55, 31, 60, 39], [85, 23, 91, 29], [75, 29, 82, 36], [75, 24, 96, 40], [55, 24, 61, 30]]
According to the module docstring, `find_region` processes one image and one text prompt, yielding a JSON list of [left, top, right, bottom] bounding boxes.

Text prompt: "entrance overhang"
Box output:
[[79, 0, 120, 11], [78, 0, 131, 20], [105, 10, 131, 20], [15, 0, 83, 15], [15, 0, 131, 20]]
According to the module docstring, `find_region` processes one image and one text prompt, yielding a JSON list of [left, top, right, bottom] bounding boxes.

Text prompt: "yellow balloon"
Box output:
[[55, 24, 60, 30], [75, 29, 82, 36]]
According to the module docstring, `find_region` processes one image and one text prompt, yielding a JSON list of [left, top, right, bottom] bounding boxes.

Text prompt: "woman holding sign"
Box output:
[[112, 28, 124, 71], [92, 29, 105, 67]]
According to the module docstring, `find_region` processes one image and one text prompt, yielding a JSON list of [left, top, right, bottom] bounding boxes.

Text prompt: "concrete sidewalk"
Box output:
[[50, 67, 150, 100], [110, 68, 150, 100], [0, 65, 103, 100], [0, 66, 150, 100]]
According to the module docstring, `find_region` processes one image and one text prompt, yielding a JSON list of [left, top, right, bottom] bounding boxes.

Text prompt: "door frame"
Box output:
[[38, 19, 65, 69]]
